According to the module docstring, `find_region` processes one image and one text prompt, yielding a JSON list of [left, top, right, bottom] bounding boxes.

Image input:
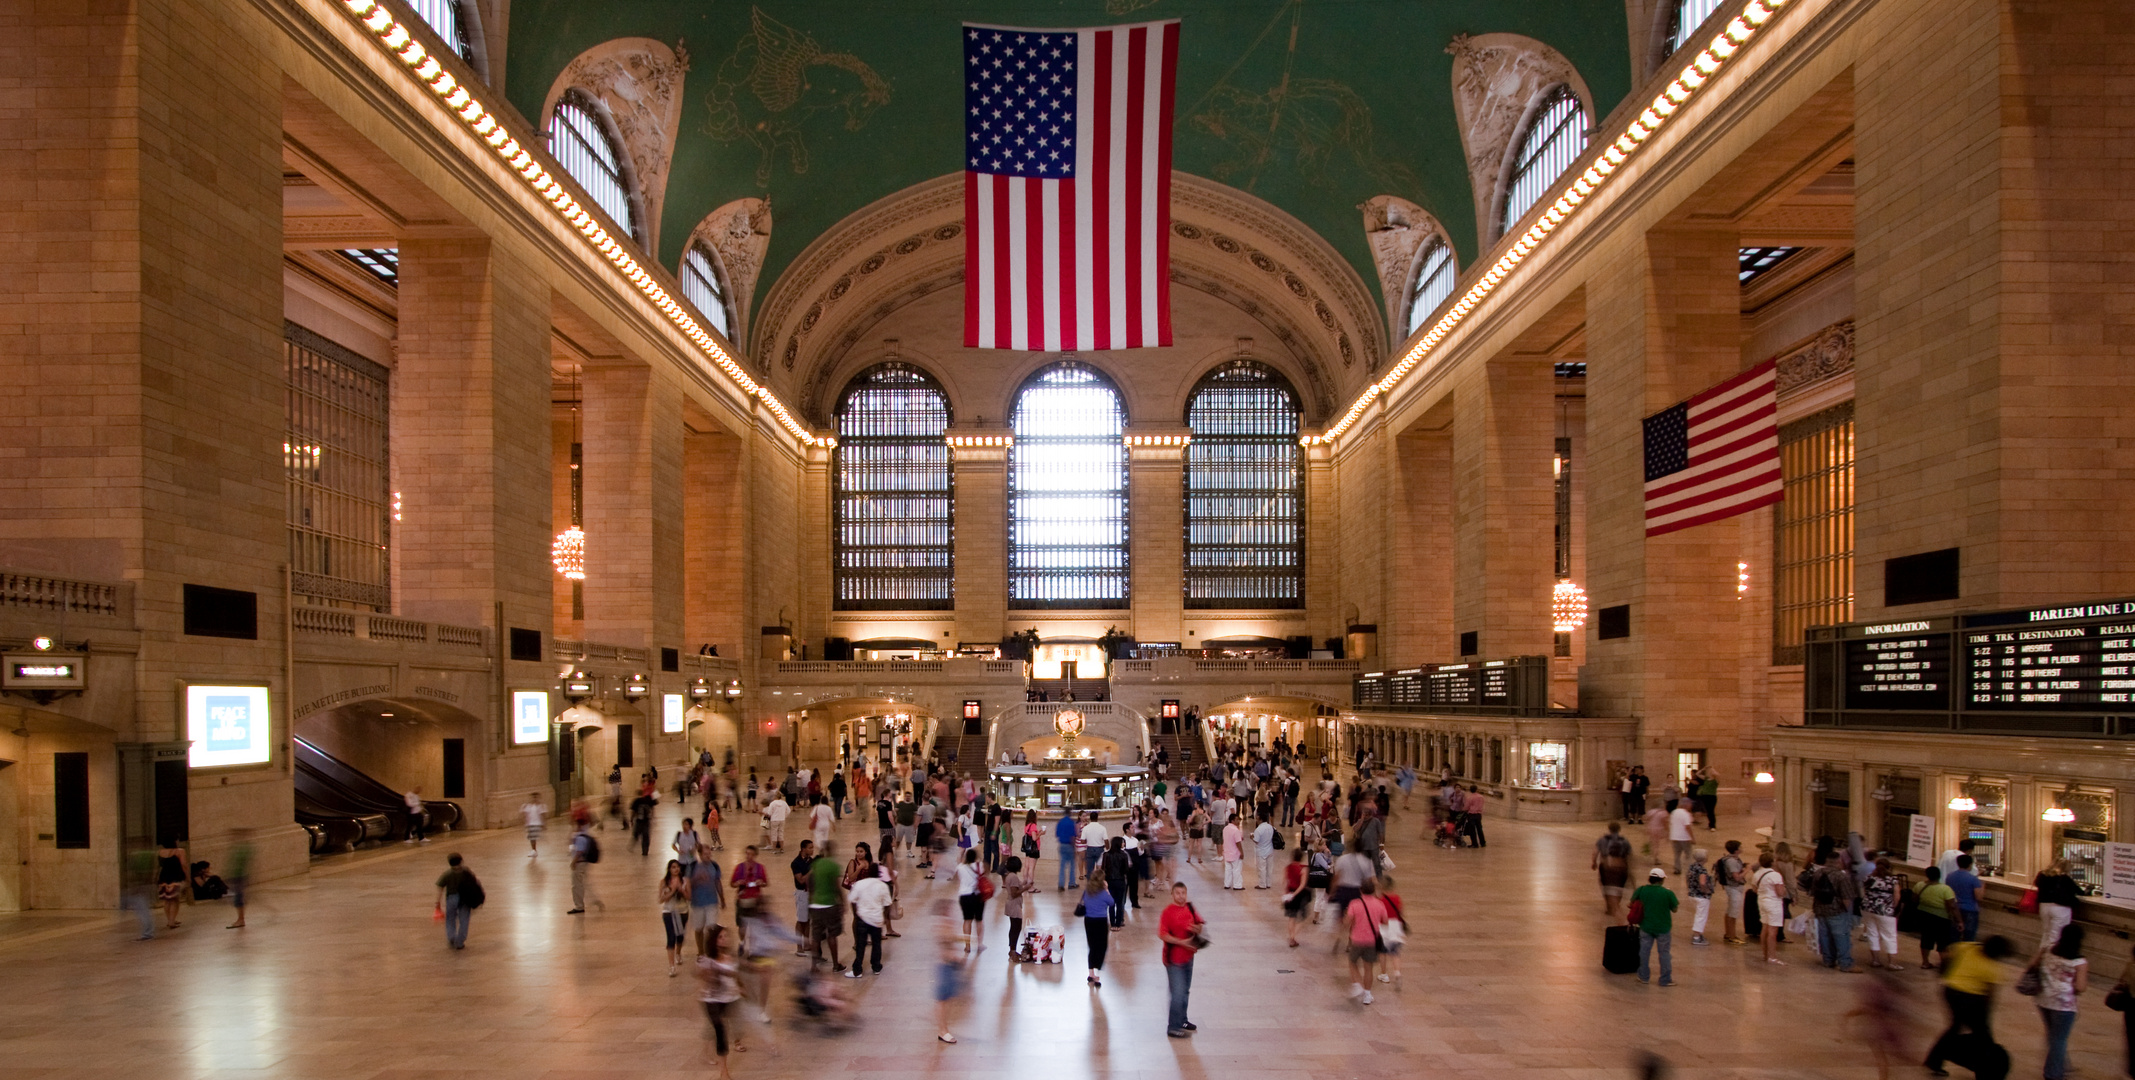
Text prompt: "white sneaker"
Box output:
[[1348, 982, 1364, 999], [1359, 990, 1374, 1005], [1376, 973, 1390, 983]]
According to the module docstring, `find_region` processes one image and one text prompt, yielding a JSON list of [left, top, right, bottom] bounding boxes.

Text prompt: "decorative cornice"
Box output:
[[1773, 319, 1854, 394]]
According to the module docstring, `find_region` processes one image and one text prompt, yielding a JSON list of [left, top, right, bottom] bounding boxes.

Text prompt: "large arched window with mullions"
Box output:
[[1010, 362, 1129, 609], [834, 364, 954, 610], [549, 90, 643, 246], [1184, 361, 1304, 609], [1501, 85, 1588, 237]]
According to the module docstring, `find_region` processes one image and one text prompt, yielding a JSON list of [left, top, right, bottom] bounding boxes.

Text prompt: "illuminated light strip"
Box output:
[[1308, 0, 1794, 447], [330, 0, 833, 448]]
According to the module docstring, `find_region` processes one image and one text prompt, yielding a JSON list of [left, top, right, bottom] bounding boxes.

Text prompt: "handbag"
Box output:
[[2106, 983, 2131, 1012], [2017, 888, 2039, 915], [2016, 961, 2043, 997], [1187, 902, 1211, 950], [1074, 901, 1087, 918], [1626, 899, 1645, 926]]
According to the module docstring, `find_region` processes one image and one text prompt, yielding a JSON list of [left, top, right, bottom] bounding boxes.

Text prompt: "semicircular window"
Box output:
[[1010, 362, 1128, 609], [1503, 86, 1588, 236], [1185, 360, 1303, 609], [549, 91, 641, 246], [834, 364, 953, 610]]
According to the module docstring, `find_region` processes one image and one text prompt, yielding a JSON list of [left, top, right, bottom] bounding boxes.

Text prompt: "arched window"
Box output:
[[679, 244, 734, 339], [1010, 362, 1128, 609], [834, 364, 953, 610], [406, 0, 475, 64], [1502, 86, 1588, 236], [1404, 237, 1457, 337], [550, 91, 641, 246], [1184, 361, 1303, 609], [1668, 0, 1728, 55]]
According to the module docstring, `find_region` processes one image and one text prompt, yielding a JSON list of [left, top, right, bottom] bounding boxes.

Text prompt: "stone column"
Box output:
[[949, 433, 1010, 647], [1127, 429, 1189, 645], [577, 361, 684, 651], [1582, 225, 1749, 774], [1452, 355, 1557, 660], [682, 421, 747, 657], [1389, 414, 1455, 663]]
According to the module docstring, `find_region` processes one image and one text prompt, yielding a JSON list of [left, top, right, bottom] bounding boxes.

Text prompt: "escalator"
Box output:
[[293, 736, 463, 853]]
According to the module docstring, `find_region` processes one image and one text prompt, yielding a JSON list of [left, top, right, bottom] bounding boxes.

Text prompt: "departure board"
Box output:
[[1843, 628, 1953, 710], [1963, 620, 2135, 711]]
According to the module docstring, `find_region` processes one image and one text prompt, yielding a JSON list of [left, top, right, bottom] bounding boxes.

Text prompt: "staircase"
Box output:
[[1026, 675, 1110, 701], [935, 732, 990, 770], [1151, 732, 1201, 770]]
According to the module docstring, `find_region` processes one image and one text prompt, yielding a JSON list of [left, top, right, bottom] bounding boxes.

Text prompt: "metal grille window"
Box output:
[[285, 322, 391, 610], [549, 92, 640, 246], [834, 364, 953, 610], [1669, 0, 1728, 55], [1010, 362, 1128, 608], [1739, 246, 1803, 284], [406, 0, 474, 63], [680, 244, 734, 339], [1774, 402, 1854, 663], [1502, 86, 1588, 236], [1404, 238, 1456, 337], [1185, 361, 1303, 609]]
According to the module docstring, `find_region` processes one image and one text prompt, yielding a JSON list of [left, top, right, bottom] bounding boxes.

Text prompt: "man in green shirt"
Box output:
[[1631, 866, 1680, 985], [807, 841, 847, 971]]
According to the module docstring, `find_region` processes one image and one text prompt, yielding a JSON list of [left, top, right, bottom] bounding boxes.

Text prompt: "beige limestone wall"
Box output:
[[1452, 357, 1556, 659]]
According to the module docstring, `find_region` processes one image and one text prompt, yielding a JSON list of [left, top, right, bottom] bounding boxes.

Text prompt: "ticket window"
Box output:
[[2049, 793, 2113, 894], [1878, 775, 1922, 854], [1957, 782, 2007, 878], [1817, 770, 1853, 842], [1528, 742, 1569, 788]]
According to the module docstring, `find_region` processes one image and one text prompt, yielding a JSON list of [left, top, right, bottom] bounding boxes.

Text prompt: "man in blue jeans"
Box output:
[[1946, 853, 1985, 941], [1810, 850, 1863, 971], [1054, 808, 1079, 890], [1158, 882, 1204, 1037]]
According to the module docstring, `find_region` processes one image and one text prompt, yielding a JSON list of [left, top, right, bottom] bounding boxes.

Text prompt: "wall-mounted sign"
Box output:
[[1906, 814, 1936, 865], [186, 684, 271, 768], [663, 693, 685, 734], [1160, 699, 1179, 719], [511, 690, 550, 745], [963, 699, 982, 720], [3, 653, 85, 690]]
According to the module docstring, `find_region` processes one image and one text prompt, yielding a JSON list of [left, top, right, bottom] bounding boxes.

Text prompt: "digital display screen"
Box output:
[[186, 684, 271, 768], [663, 693, 685, 734], [511, 690, 550, 745], [1963, 621, 2135, 710], [1842, 632, 1953, 710]]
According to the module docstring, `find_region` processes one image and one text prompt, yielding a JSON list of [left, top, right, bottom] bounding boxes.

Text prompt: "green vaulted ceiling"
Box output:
[[504, 0, 1631, 323]]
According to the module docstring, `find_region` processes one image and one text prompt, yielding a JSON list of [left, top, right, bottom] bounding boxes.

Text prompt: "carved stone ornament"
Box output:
[[685, 198, 773, 350], [1356, 194, 1446, 338], [551, 38, 690, 251], [1444, 33, 1588, 247], [1773, 320, 1855, 394]]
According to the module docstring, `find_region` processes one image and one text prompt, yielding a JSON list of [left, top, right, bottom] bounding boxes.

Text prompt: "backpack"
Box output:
[[1811, 867, 1837, 907], [460, 871, 486, 909], [977, 873, 996, 901], [1271, 828, 1287, 851], [580, 834, 601, 864]]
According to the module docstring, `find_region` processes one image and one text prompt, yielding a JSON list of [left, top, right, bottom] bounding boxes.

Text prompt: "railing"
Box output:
[[292, 607, 486, 649], [772, 658, 1026, 678], [1110, 657, 1362, 677], [0, 572, 123, 617], [552, 639, 652, 665]]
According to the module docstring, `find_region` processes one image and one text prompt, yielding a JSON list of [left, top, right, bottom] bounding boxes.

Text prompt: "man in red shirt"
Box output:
[[1158, 882, 1204, 1037]]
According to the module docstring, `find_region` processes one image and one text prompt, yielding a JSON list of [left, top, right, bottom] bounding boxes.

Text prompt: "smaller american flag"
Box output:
[[1642, 359, 1782, 537]]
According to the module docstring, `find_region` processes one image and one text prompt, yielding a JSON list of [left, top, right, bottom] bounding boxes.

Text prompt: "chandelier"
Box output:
[[552, 526, 586, 580], [1551, 580, 1588, 633]]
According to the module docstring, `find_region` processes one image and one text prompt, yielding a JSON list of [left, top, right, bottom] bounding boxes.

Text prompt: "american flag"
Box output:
[[962, 20, 1179, 351], [1642, 359, 1783, 537]]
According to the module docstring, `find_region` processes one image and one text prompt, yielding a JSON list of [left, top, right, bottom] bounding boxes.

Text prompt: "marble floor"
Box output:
[[4, 798, 2129, 1080]]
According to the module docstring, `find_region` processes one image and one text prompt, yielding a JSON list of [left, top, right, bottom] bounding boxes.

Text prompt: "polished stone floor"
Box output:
[[5, 796, 2130, 1079]]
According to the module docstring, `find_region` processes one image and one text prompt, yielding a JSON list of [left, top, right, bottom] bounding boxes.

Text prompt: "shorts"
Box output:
[[1724, 885, 1745, 919], [1284, 891, 1313, 918], [935, 961, 964, 1002], [1347, 942, 1381, 963], [1758, 897, 1784, 926], [895, 824, 916, 844], [1915, 912, 1955, 950], [959, 894, 985, 922], [690, 903, 719, 936], [808, 906, 844, 941], [1329, 885, 1361, 911]]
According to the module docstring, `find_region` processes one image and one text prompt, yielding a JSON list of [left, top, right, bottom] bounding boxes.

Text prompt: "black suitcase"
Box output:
[[1604, 923, 1640, 974], [1744, 896, 1762, 936], [1937, 1033, 2010, 1080]]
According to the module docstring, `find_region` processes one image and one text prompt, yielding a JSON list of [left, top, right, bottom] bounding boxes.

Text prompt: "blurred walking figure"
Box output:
[[935, 920, 969, 1044], [2107, 944, 2135, 1077], [521, 795, 546, 857], [660, 861, 691, 974], [2035, 859, 2079, 953], [696, 925, 744, 1075], [567, 824, 603, 914], [2036, 924, 2089, 1080], [224, 827, 254, 929], [434, 852, 481, 949], [1845, 968, 1906, 1080], [1924, 934, 2012, 1077], [1594, 823, 1632, 916], [155, 837, 189, 929], [402, 788, 428, 843]]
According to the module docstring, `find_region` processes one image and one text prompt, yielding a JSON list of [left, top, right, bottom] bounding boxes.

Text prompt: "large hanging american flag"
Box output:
[[962, 20, 1179, 351], [1642, 359, 1783, 537]]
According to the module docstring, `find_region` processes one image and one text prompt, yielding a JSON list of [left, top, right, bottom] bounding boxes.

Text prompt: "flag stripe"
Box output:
[[962, 20, 1177, 350], [1644, 359, 1782, 537]]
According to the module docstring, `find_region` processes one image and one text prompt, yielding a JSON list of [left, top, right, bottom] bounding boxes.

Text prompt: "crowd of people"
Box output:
[[412, 741, 2135, 1077]]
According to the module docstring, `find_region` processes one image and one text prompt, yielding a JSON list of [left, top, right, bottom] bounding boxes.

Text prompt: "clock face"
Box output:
[[1053, 709, 1085, 738]]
